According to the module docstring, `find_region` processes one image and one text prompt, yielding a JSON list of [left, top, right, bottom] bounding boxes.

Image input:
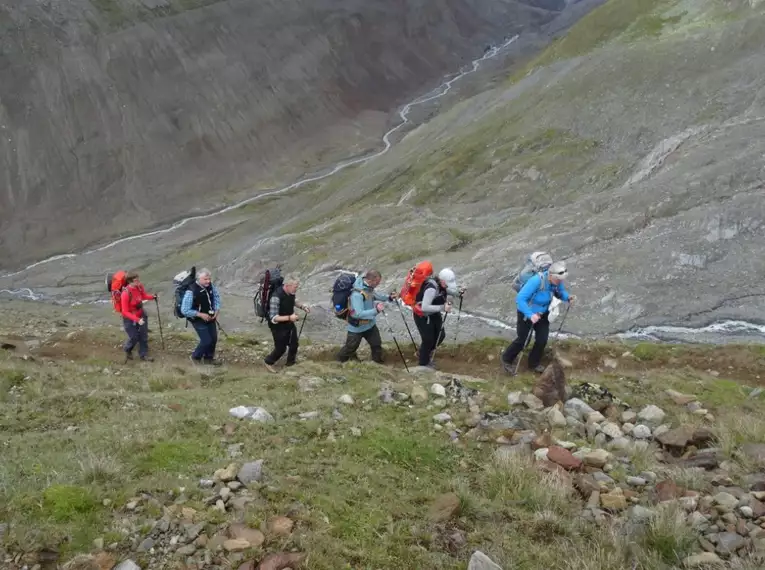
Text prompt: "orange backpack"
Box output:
[[105, 270, 128, 314], [399, 261, 433, 307]]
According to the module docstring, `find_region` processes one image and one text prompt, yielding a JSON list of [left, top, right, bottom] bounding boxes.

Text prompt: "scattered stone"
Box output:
[[468, 550, 503, 570], [113, 562, 141, 570], [253, 552, 306, 570], [637, 405, 666, 424], [632, 425, 652, 439], [564, 398, 596, 420], [411, 385, 428, 404], [600, 488, 628, 511], [656, 480, 682, 502], [740, 506, 754, 519], [713, 492, 738, 511], [665, 389, 698, 406], [214, 463, 239, 483], [609, 437, 631, 451], [228, 481, 243, 491], [507, 391, 523, 406], [137, 538, 154, 552], [679, 453, 719, 470], [267, 516, 294, 537], [547, 446, 583, 471], [682, 552, 723, 567], [199, 479, 215, 488], [350, 427, 362, 437], [92, 538, 104, 550], [574, 474, 601, 497], [621, 410, 637, 423], [586, 411, 606, 424], [629, 505, 656, 521], [184, 522, 205, 540], [715, 532, 746, 554], [548, 408, 567, 428], [429, 493, 461, 522], [600, 422, 623, 439], [433, 412, 452, 423], [522, 394, 544, 410], [627, 476, 647, 487], [299, 411, 320, 420], [640, 471, 657, 483], [584, 449, 610, 469], [337, 394, 354, 405], [534, 448, 549, 462], [220, 487, 232, 501], [603, 358, 618, 369], [224, 538, 251, 552], [430, 383, 446, 397], [593, 471, 615, 485], [688, 512, 708, 529]]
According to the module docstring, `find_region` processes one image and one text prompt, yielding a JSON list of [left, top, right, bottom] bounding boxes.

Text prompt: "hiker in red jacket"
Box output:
[[121, 271, 157, 362]]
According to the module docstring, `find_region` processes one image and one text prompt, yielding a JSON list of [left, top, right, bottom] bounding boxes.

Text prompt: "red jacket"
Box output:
[[121, 282, 155, 323]]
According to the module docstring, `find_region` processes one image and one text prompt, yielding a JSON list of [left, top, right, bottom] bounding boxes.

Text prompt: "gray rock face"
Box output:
[[468, 550, 503, 570], [0, 0, 567, 268]]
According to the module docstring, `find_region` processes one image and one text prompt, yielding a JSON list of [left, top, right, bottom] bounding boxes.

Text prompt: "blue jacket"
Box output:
[[347, 276, 390, 333], [516, 272, 569, 320]]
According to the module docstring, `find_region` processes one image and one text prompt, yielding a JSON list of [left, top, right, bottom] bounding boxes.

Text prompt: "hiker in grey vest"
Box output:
[[501, 261, 575, 374]]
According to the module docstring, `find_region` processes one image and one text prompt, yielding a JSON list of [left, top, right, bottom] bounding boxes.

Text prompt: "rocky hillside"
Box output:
[[1, 318, 764, 569], [0, 0, 569, 267]]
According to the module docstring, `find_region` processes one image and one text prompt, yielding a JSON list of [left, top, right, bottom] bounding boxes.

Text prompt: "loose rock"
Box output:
[[267, 516, 294, 536], [547, 446, 583, 471], [224, 538, 251, 552], [429, 493, 461, 522], [113, 562, 141, 570], [637, 405, 666, 424], [430, 383, 446, 397], [468, 550, 503, 570], [338, 394, 354, 405], [632, 425, 652, 439], [682, 552, 723, 568], [584, 449, 610, 469], [411, 385, 428, 404]]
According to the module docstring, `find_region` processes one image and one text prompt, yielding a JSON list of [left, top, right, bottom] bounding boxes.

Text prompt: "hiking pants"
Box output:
[[336, 325, 383, 363], [413, 313, 446, 366], [265, 323, 298, 366], [191, 320, 218, 360], [123, 316, 149, 358], [502, 311, 550, 369]]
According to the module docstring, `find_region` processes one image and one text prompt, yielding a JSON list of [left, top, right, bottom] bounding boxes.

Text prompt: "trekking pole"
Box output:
[[298, 313, 307, 339], [396, 299, 419, 353], [154, 298, 165, 350], [430, 313, 449, 364], [215, 320, 229, 337], [548, 304, 571, 355], [381, 311, 409, 373], [513, 321, 536, 376], [452, 293, 464, 354]]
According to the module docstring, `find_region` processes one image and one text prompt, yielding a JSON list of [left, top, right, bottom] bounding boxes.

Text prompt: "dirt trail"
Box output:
[[18, 329, 765, 387]]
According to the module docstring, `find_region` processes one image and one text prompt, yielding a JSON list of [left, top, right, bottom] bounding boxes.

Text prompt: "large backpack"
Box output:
[[399, 261, 433, 307], [105, 270, 128, 314], [331, 272, 358, 321], [173, 266, 197, 319], [253, 267, 284, 323], [512, 251, 553, 293]]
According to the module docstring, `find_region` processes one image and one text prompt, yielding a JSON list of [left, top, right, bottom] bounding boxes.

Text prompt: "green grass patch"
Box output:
[[132, 440, 217, 476], [42, 485, 99, 522]]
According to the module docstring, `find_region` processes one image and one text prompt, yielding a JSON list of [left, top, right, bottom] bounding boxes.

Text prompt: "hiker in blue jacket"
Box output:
[[501, 261, 576, 375], [336, 270, 396, 363]]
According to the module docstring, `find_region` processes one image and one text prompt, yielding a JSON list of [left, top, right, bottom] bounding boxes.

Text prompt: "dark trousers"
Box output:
[[413, 313, 446, 366], [502, 311, 550, 369], [336, 325, 383, 363], [265, 323, 298, 365], [123, 316, 149, 358], [191, 320, 218, 360]]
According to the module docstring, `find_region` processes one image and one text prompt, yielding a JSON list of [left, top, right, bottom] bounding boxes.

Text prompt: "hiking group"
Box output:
[[106, 251, 574, 375]]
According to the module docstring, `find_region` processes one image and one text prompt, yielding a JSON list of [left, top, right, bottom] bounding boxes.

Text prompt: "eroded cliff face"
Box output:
[[0, 0, 564, 268]]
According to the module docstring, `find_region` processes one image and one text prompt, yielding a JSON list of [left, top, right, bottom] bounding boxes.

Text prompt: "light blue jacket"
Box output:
[[516, 271, 570, 320], [347, 276, 390, 333]]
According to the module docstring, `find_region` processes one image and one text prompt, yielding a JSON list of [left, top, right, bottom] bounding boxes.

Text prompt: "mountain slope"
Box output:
[[0, 0, 566, 267]]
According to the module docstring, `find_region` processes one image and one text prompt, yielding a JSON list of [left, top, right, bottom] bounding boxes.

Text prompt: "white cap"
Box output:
[[548, 261, 568, 278], [438, 268, 458, 291]]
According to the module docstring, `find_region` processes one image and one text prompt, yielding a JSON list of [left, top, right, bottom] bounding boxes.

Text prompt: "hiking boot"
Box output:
[[285, 361, 296, 367], [500, 354, 516, 376], [203, 358, 222, 367], [531, 364, 546, 374], [124, 352, 134, 363], [264, 363, 277, 374], [190, 356, 202, 365], [140, 356, 154, 362]]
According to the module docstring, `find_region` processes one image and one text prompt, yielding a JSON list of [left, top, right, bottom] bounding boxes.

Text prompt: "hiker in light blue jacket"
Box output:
[[501, 261, 576, 375], [336, 270, 396, 363]]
